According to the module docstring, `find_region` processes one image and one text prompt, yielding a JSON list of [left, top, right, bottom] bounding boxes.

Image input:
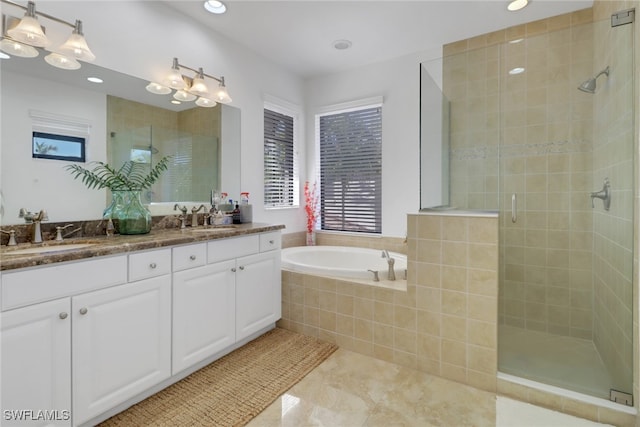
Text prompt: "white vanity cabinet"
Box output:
[[72, 259, 172, 425], [172, 243, 235, 374], [1, 298, 72, 427], [207, 232, 281, 342], [0, 228, 282, 427]]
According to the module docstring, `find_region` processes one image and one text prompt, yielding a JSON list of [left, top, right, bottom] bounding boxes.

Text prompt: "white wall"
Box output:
[[2, 1, 306, 229], [1, 71, 107, 223], [304, 49, 441, 237]]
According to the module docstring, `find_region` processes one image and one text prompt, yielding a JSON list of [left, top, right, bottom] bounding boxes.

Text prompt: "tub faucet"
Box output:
[[382, 250, 396, 281]]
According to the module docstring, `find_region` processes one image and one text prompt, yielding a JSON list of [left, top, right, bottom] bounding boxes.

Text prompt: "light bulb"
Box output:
[[146, 82, 171, 95], [163, 58, 187, 90], [7, 2, 49, 47], [196, 97, 217, 108], [0, 38, 39, 58], [189, 69, 209, 97], [173, 90, 196, 102], [44, 52, 81, 70], [59, 21, 96, 62]]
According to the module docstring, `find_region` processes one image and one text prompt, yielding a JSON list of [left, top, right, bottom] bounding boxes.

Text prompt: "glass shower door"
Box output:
[[497, 16, 634, 401]]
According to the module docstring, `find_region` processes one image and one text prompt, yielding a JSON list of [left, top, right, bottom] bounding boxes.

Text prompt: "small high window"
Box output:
[[32, 131, 86, 163]]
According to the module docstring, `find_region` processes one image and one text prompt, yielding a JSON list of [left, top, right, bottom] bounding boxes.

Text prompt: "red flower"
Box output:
[[304, 181, 318, 233]]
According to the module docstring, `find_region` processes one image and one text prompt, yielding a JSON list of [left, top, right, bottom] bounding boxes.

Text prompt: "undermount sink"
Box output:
[[3, 243, 97, 256]]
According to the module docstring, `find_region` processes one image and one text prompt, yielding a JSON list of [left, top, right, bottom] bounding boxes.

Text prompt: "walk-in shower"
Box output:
[[578, 66, 610, 93], [420, 8, 635, 406]]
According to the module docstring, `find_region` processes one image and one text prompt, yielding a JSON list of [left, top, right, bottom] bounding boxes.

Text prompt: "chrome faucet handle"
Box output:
[[367, 269, 380, 282], [190, 204, 206, 227], [590, 178, 611, 211], [174, 203, 188, 215], [55, 224, 75, 241], [37, 209, 49, 222], [176, 215, 187, 229], [19, 208, 35, 223], [1, 230, 17, 246]]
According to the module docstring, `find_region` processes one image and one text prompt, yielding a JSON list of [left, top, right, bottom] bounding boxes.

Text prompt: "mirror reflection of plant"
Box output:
[[65, 156, 171, 192]]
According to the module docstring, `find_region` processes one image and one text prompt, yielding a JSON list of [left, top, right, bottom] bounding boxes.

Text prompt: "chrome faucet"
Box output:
[[381, 250, 396, 281], [174, 204, 188, 229], [19, 209, 48, 243], [191, 204, 206, 227]]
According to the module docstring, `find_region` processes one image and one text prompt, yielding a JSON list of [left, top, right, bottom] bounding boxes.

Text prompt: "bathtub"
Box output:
[[281, 246, 407, 281]]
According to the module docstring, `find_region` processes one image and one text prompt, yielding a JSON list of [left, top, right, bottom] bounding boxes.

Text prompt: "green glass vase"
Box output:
[[103, 190, 152, 235]]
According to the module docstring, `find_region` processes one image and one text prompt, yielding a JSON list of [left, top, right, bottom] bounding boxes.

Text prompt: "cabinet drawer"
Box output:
[[129, 248, 171, 282], [259, 232, 281, 252], [207, 235, 259, 264], [172, 243, 207, 272], [2, 255, 127, 311]]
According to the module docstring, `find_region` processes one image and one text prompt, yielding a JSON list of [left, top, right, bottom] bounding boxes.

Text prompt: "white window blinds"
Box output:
[[264, 108, 295, 207], [319, 105, 382, 233]]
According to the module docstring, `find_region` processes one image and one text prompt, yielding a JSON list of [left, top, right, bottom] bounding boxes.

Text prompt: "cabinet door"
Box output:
[[172, 260, 236, 374], [72, 276, 171, 425], [1, 298, 71, 427], [236, 251, 281, 341]]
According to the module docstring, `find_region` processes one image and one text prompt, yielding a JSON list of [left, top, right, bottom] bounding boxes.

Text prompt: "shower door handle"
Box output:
[[511, 193, 517, 223]]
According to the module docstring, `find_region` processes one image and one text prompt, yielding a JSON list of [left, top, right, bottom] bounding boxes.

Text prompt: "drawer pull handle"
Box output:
[[59, 312, 68, 320], [231, 267, 236, 272], [190, 255, 197, 261], [79, 308, 88, 315], [269, 240, 274, 244], [239, 266, 245, 270], [149, 262, 157, 269]]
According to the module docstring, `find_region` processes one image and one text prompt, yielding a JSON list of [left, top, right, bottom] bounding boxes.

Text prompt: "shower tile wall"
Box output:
[[591, 0, 635, 395], [178, 106, 221, 200], [443, 9, 598, 339], [107, 97, 221, 202]]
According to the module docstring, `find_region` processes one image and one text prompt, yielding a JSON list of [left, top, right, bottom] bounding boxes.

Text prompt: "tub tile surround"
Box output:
[[279, 213, 499, 394]]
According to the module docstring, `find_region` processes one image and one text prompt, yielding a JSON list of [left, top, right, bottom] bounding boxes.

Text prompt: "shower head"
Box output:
[[578, 66, 610, 93]]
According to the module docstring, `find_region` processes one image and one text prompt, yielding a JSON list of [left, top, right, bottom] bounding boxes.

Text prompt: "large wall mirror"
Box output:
[[0, 56, 241, 225]]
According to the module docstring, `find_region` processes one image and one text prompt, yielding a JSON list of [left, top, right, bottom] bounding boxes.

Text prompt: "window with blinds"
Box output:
[[264, 107, 296, 207], [318, 105, 382, 233]]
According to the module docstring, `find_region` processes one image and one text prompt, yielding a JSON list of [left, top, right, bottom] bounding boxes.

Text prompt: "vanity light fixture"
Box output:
[[0, 0, 95, 69], [507, 0, 529, 12], [146, 57, 233, 108]]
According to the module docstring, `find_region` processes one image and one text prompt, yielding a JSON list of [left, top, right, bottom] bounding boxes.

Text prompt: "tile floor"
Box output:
[[499, 325, 612, 399], [247, 348, 610, 426]]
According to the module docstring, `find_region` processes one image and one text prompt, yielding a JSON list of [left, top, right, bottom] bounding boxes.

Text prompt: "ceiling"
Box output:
[[164, 0, 594, 79]]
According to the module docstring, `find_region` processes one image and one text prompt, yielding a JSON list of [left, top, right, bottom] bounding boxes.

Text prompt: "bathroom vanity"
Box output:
[[0, 224, 283, 426]]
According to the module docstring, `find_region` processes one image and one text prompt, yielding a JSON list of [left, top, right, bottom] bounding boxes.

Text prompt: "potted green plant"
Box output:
[[66, 157, 170, 234]]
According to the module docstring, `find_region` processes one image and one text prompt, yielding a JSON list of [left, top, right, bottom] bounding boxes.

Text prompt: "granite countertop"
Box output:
[[0, 223, 285, 271]]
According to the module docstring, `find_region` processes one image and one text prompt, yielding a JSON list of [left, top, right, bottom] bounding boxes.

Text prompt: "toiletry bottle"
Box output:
[[232, 202, 241, 224], [240, 192, 250, 205]]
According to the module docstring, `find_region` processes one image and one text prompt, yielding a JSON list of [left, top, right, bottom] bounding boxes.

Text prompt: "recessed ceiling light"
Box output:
[[507, 0, 529, 12], [204, 0, 226, 14], [333, 39, 352, 50], [87, 77, 103, 83], [509, 67, 525, 75]]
